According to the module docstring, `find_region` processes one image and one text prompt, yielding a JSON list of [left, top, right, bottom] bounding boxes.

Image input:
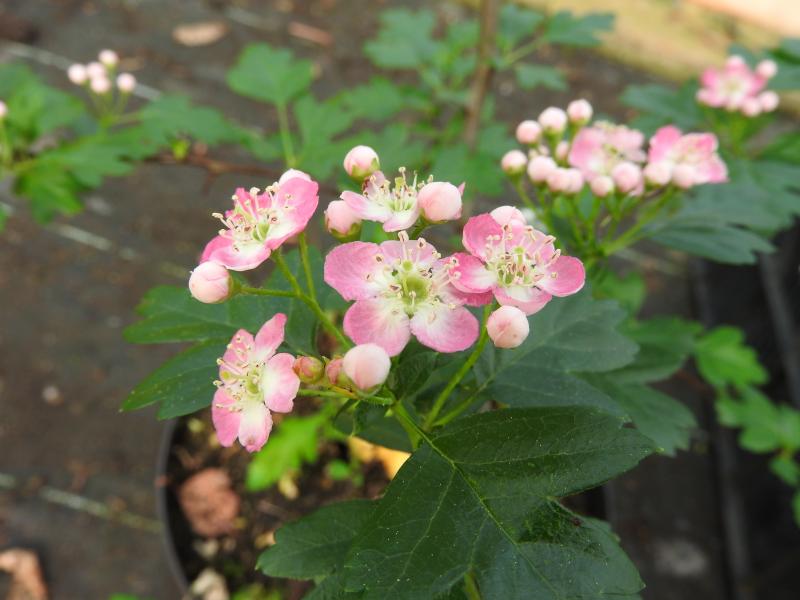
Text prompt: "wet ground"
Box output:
[[0, 0, 794, 599]]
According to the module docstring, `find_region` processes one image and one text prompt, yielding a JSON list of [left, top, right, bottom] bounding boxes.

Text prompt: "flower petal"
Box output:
[[343, 298, 411, 357], [536, 256, 586, 297], [222, 329, 255, 371], [211, 389, 240, 448], [264, 177, 320, 249], [462, 214, 503, 260], [201, 235, 271, 272], [379, 238, 438, 269], [410, 304, 479, 353], [261, 352, 299, 413], [341, 190, 392, 222], [449, 252, 496, 293], [383, 207, 420, 232], [238, 400, 273, 453], [324, 242, 385, 301], [494, 285, 552, 315], [254, 313, 287, 360]]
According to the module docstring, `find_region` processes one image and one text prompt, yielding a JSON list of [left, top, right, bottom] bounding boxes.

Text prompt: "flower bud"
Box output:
[[293, 356, 325, 383], [86, 61, 106, 80], [564, 168, 584, 194], [189, 261, 231, 304], [343, 145, 380, 181], [68, 64, 88, 85], [546, 168, 571, 193], [758, 91, 779, 112], [515, 120, 542, 145], [325, 200, 362, 239], [90, 76, 112, 95], [418, 181, 462, 222], [487, 306, 530, 349], [490, 205, 527, 227], [590, 175, 614, 197], [672, 164, 696, 189], [116, 73, 136, 93], [278, 168, 312, 185], [343, 344, 391, 391], [527, 155, 557, 183], [99, 49, 119, 67], [611, 161, 642, 194], [555, 140, 569, 162], [567, 99, 593, 124], [538, 107, 568, 134], [741, 97, 762, 117], [756, 59, 778, 79], [326, 358, 345, 387], [500, 150, 528, 176], [0, 101, 7, 120], [726, 55, 746, 69], [643, 162, 671, 187]]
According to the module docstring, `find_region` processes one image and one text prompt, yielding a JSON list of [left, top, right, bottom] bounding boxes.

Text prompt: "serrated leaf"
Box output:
[[336, 78, 408, 121], [294, 95, 356, 180], [138, 94, 243, 145], [227, 43, 314, 106], [498, 4, 545, 49], [620, 83, 702, 133], [13, 162, 82, 222], [343, 407, 652, 599], [542, 11, 614, 48], [38, 134, 136, 188], [695, 327, 768, 389], [364, 8, 439, 70], [514, 63, 566, 91]]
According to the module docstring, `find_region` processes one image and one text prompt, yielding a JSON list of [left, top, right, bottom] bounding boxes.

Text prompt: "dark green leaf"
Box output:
[[514, 63, 566, 91], [695, 327, 768, 389], [335, 78, 408, 122], [620, 83, 703, 133], [14, 162, 82, 222], [542, 11, 614, 48], [227, 43, 314, 106], [498, 4, 545, 49], [612, 317, 700, 384], [364, 9, 439, 69], [139, 95, 243, 145]]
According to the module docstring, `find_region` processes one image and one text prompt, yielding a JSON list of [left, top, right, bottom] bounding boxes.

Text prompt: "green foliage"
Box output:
[[138, 95, 244, 146], [541, 11, 614, 47], [364, 9, 440, 70], [695, 327, 768, 390], [620, 83, 702, 133], [227, 43, 314, 106], [497, 4, 545, 50], [717, 387, 800, 453], [514, 63, 566, 91]]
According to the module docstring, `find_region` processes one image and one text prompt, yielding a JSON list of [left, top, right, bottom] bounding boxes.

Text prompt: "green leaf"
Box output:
[[13, 162, 82, 222], [227, 43, 314, 106], [4, 74, 84, 143], [620, 83, 703, 133], [770, 455, 800, 486], [343, 407, 652, 599], [695, 327, 768, 390], [259, 499, 374, 579], [542, 11, 614, 47], [390, 346, 438, 400], [514, 63, 566, 91], [294, 95, 356, 180], [138, 95, 243, 145], [593, 270, 646, 315], [246, 412, 329, 491], [498, 4, 545, 49], [38, 134, 136, 188], [717, 387, 800, 453], [335, 77, 408, 122], [364, 8, 439, 70]]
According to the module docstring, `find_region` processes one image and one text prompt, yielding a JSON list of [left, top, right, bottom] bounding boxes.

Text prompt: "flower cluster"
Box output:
[[697, 55, 779, 116], [67, 49, 136, 96], [502, 99, 727, 197]]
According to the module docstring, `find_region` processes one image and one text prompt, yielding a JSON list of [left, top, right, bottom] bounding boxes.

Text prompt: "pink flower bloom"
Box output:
[[647, 125, 727, 188], [501, 150, 528, 175], [341, 169, 431, 232], [324, 234, 482, 356], [568, 121, 646, 181], [189, 261, 231, 304], [343, 344, 391, 390], [212, 314, 299, 453], [325, 200, 362, 238], [278, 169, 312, 184], [516, 120, 542, 145], [201, 173, 319, 271], [698, 55, 769, 112], [487, 305, 530, 349], [343, 145, 380, 181], [451, 213, 585, 315], [418, 181, 463, 222], [86, 61, 105, 79]]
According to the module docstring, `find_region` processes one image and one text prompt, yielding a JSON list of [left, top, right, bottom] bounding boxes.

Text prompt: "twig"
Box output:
[[464, 0, 500, 149]]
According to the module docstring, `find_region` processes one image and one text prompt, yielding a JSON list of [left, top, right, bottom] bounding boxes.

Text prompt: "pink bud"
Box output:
[[538, 107, 568, 134], [590, 175, 614, 197], [278, 168, 312, 185], [326, 358, 345, 386], [643, 162, 672, 187], [86, 61, 105, 80], [672, 164, 696, 189], [99, 49, 119, 67], [527, 155, 557, 183], [487, 306, 530, 349], [500, 150, 528, 176], [325, 200, 362, 237], [490, 205, 527, 227], [90, 76, 112, 95], [0, 101, 7, 120], [343, 145, 380, 181], [555, 141, 569, 162], [567, 99, 593, 124], [546, 168, 571, 193], [343, 344, 391, 391], [189, 261, 231, 304], [726, 55, 746, 69], [564, 168, 584, 194], [68, 64, 88, 85], [758, 91, 779, 112], [116, 73, 136, 93], [515, 120, 542, 145], [418, 181, 463, 222], [611, 161, 642, 194], [741, 97, 762, 117], [293, 356, 324, 383], [756, 59, 778, 79]]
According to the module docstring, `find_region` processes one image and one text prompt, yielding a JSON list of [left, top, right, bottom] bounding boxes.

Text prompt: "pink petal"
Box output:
[[261, 353, 299, 413], [211, 389, 240, 448], [380, 238, 438, 269], [536, 256, 586, 297], [238, 401, 272, 453], [264, 177, 320, 249], [363, 171, 387, 196], [494, 285, 552, 315], [462, 214, 503, 260], [450, 252, 496, 293], [383, 207, 420, 232], [700, 68, 720, 89], [323, 242, 384, 301], [343, 298, 411, 357], [341, 190, 392, 222], [706, 156, 728, 183], [648, 125, 682, 163], [410, 304, 479, 353], [254, 313, 287, 360], [222, 329, 255, 369], [201, 235, 271, 272]]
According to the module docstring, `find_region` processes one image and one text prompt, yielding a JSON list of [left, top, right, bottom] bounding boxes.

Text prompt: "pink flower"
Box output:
[[516, 120, 542, 145], [99, 49, 119, 67], [567, 99, 593, 124], [325, 200, 362, 238], [568, 121, 646, 181], [343, 145, 380, 181], [201, 173, 319, 271], [546, 168, 571, 193], [756, 59, 778, 80], [116, 73, 136, 93], [418, 181, 463, 222], [90, 76, 111, 94], [759, 91, 779, 112], [189, 261, 231, 304], [538, 107, 568, 134], [487, 306, 530, 349], [490, 206, 526, 227], [590, 175, 614, 197], [86, 61, 105, 79], [324, 233, 483, 356], [501, 150, 528, 175], [611, 161, 643, 195], [341, 170, 431, 232], [647, 125, 727, 188], [527, 155, 557, 183], [451, 213, 585, 315], [343, 344, 391, 390], [68, 64, 87, 85], [698, 55, 769, 112], [212, 314, 299, 453]]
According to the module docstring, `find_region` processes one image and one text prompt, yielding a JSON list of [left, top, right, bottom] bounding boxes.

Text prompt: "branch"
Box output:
[[464, 0, 501, 149]]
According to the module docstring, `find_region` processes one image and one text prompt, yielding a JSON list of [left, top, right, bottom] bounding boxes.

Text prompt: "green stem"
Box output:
[[276, 102, 296, 168], [297, 388, 357, 400], [502, 39, 543, 66], [408, 220, 429, 240], [433, 383, 487, 428], [239, 286, 296, 299], [464, 572, 482, 600], [423, 303, 492, 430], [298, 232, 317, 303], [602, 190, 674, 256], [392, 400, 422, 449]]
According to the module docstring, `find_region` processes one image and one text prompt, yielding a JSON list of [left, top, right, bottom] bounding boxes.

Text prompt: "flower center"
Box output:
[[366, 168, 429, 213], [212, 186, 295, 252], [214, 335, 266, 410], [484, 225, 559, 289]]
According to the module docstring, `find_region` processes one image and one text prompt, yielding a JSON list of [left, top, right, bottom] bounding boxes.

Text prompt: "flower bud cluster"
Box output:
[[68, 49, 136, 96], [697, 55, 780, 117]]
